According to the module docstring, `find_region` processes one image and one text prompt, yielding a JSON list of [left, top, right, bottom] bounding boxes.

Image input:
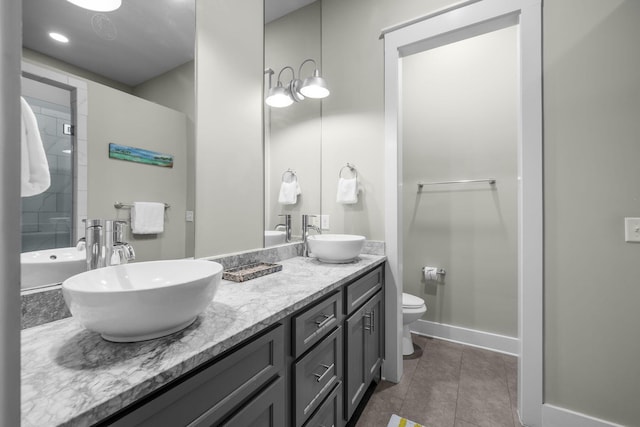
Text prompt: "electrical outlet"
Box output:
[[321, 215, 330, 230], [624, 218, 640, 242], [310, 215, 321, 228], [185, 211, 194, 222]]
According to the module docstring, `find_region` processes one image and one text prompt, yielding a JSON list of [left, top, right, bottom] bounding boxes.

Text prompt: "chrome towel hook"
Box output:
[[282, 168, 298, 183], [338, 163, 357, 179]]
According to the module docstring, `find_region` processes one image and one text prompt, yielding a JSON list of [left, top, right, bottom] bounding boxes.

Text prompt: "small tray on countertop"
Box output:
[[223, 262, 283, 282]]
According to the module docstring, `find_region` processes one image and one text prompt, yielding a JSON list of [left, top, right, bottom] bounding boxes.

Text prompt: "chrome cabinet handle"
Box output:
[[363, 312, 372, 332], [315, 313, 335, 329], [313, 363, 335, 383], [371, 309, 375, 334]]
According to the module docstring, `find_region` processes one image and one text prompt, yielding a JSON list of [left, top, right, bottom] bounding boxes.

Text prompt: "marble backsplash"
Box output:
[[21, 240, 385, 329]]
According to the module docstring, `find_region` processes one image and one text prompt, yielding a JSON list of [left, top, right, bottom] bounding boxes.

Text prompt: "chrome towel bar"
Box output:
[[417, 178, 496, 190]]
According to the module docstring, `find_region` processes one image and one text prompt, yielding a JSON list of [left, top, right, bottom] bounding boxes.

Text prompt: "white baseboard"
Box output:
[[542, 404, 625, 427], [410, 319, 519, 355]]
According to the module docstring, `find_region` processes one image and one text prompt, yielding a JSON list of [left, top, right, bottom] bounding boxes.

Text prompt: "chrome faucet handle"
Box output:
[[113, 220, 128, 243]]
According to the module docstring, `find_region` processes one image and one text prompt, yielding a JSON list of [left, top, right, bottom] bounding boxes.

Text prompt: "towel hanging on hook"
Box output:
[[279, 168, 302, 204], [337, 163, 358, 204]]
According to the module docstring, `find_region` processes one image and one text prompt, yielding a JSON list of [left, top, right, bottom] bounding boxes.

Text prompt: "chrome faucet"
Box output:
[[84, 219, 135, 270], [274, 214, 292, 242], [302, 214, 321, 257]]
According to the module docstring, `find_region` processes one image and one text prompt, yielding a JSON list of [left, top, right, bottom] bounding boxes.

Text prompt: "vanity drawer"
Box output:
[[105, 324, 284, 427], [294, 326, 343, 427], [303, 381, 343, 427], [345, 266, 383, 315], [293, 290, 343, 358]]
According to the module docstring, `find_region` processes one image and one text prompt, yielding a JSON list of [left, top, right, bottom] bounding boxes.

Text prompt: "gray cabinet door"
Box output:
[[344, 290, 383, 421], [364, 292, 383, 381], [218, 377, 285, 427]]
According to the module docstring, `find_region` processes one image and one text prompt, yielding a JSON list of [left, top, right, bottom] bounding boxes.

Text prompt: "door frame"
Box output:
[[382, 0, 543, 425]]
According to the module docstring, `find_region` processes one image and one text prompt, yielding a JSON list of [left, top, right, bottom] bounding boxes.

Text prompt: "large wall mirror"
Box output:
[[20, 0, 196, 288], [264, 0, 323, 246]]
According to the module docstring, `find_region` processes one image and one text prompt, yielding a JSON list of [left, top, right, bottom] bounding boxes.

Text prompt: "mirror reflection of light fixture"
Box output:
[[66, 0, 122, 12], [265, 59, 329, 108]]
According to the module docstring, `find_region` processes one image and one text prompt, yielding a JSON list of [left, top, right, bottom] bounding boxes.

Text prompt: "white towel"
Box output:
[[20, 97, 51, 197], [278, 181, 302, 205], [336, 177, 358, 204], [131, 202, 165, 234]]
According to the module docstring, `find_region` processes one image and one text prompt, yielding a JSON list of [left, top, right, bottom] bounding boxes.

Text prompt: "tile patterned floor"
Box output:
[[354, 334, 521, 427]]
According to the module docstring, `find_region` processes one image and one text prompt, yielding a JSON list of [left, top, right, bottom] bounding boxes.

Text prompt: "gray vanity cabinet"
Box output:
[[344, 290, 383, 421], [98, 263, 384, 427]]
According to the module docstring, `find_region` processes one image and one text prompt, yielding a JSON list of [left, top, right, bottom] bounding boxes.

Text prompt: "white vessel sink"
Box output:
[[62, 259, 223, 342], [307, 234, 366, 263], [265, 230, 287, 247], [21, 247, 86, 289]]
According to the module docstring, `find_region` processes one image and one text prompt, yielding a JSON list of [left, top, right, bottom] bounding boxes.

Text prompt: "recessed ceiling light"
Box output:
[[66, 0, 122, 12], [49, 32, 69, 43]]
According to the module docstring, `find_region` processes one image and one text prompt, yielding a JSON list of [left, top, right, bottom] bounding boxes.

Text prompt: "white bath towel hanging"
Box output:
[[20, 97, 50, 197], [131, 202, 165, 234], [278, 181, 302, 205], [336, 177, 358, 204]]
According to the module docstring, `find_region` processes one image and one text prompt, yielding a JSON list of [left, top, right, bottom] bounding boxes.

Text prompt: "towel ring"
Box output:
[[282, 169, 298, 183], [339, 163, 357, 179]]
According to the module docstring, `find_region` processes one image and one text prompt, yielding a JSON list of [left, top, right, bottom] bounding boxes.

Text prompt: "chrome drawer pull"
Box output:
[[313, 363, 335, 382], [315, 313, 335, 329]]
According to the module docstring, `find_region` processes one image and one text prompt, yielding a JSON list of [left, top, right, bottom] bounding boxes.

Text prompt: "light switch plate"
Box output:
[[624, 217, 640, 242], [321, 215, 330, 230], [185, 211, 194, 222]]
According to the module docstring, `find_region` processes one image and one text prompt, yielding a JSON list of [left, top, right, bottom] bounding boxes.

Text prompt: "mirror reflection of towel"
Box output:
[[336, 177, 358, 204], [278, 181, 302, 205], [131, 202, 165, 234], [21, 97, 50, 197]]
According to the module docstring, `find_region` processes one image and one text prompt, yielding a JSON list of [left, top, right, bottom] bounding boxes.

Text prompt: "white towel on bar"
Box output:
[[20, 97, 51, 197], [278, 181, 302, 205], [336, 177, 358, 204], [131, 202, 165, 234]]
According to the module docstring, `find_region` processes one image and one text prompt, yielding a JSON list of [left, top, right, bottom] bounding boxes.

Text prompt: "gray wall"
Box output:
[[401, 26, 518, 337], [265, 2, 322, 239], [1, 0, 21, 423], [135, 61, 196, 258], [22, 48, 133, 94], [321, 0, 640, 424], [87, 82, 188, 262], [194, 0, 264, 257], [543, 1, 640, 424], [320, 0, 455, 239]]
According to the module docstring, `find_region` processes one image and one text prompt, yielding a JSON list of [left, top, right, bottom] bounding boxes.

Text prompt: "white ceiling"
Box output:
[[23, 0, 315, 87]]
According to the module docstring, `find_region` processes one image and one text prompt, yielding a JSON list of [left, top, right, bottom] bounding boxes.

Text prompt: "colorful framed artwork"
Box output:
[[108, 143, 174, 168]]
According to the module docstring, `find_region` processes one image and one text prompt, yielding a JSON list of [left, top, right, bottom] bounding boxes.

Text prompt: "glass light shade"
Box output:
[[265, 85, 293, 108], [300, 73, 330, 99], [66, 0, 122, 12]]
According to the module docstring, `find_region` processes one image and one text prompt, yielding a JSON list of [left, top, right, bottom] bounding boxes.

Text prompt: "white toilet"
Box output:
[[402, 292, 427, 355]]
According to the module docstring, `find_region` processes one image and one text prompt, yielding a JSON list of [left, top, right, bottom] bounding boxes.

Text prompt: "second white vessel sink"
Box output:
[[307, 234, 366, 263], [62, 259, 223, 342], [265, 230, 287, 247], [21, 247, 86, 289]]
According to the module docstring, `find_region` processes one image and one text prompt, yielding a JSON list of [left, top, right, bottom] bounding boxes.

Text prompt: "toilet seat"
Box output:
[[402, 292, 424, 308]]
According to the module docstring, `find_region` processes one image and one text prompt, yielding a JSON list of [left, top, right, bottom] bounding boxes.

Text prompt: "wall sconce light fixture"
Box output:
[[265, 59, 330, 108]]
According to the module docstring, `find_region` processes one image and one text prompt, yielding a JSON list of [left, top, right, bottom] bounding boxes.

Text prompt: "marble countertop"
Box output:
[[21, 255, 386, 427]]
